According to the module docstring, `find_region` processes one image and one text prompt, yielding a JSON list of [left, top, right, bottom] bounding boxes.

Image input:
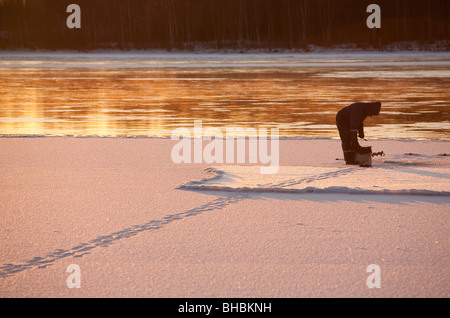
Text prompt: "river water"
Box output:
[[0, 51, 449, 139]]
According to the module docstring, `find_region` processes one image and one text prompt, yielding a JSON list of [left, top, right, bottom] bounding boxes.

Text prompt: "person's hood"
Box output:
[[365, 102, 381, 116]]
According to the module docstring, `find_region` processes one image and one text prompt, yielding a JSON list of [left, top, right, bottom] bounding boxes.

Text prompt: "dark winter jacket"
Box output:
[[336, 102, 381, 148]]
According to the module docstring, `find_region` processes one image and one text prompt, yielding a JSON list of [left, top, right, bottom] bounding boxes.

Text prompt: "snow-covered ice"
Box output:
[[179, 162, 450, 196], [1, 49, 450, 68], [0, 137, 449, 297], [179, 150, 450, 196]]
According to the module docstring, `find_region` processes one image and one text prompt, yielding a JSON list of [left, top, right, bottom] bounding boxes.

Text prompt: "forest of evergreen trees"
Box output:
[[1, 0, 449, 51]]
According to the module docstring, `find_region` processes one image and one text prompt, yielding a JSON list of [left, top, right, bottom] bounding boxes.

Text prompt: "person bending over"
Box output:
[[336, 102, 381, 164]]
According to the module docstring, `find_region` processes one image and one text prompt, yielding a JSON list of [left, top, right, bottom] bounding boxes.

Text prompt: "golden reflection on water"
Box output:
[[0, 66, 449, 139]]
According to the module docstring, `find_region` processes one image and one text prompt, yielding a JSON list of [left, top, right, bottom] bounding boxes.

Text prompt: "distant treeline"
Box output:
[[1, 0, 449, 51]]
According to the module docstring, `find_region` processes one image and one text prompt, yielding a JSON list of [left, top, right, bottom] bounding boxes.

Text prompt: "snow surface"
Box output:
[[179, 162, 450, 196], [179, 146, 450, 196], [0, 137, 449, 297]]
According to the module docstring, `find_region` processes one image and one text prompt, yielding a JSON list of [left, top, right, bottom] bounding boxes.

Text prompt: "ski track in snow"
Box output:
[[0, 194, 249, 278], [1, 154, 449, 278], [178, 154, 450, 196]]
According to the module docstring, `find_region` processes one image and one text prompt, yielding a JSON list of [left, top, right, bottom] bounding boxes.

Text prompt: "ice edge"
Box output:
[[177, 167, 450, 197]]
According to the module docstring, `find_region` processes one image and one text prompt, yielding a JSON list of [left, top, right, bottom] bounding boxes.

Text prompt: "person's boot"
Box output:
[[344, 150, 357, 165]]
